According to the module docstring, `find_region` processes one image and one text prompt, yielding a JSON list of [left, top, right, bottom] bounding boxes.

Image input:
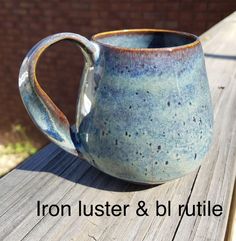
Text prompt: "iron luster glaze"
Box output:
[[19, 30, 213, 184]]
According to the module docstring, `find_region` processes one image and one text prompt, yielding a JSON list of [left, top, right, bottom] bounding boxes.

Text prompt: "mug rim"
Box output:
[[92, 29, 200, 52]]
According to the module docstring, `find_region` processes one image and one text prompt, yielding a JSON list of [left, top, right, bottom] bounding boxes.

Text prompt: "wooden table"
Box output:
[[0, 12, 236, 241]]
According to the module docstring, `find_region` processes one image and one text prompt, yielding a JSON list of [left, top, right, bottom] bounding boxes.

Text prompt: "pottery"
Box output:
[[19, 29, 213, 184]]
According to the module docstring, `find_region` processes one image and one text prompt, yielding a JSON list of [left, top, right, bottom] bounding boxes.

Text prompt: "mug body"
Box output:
[[74, 29, 213, 184]]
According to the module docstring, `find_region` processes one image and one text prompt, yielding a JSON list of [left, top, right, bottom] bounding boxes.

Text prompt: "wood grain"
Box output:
[[0, 12, 235, 241]]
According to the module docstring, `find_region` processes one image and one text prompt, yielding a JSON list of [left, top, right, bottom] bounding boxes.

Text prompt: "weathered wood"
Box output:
[[0, 12, 235, 241], [174, 13, 236, 241]]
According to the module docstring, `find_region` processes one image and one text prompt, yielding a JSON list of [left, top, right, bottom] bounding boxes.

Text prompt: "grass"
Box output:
[[0, 124, 38, 176], [2, 142, 37, 155]]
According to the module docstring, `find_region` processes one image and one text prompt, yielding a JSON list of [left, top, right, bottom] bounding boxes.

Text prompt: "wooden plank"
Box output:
[[0, 145, 197, 241], [0, 12, 235, 241], [224, 184, 236, 241], [174, 12, 236, 241]]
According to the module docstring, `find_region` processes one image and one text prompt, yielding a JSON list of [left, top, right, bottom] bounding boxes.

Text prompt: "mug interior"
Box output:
[[92, 29, 198, 49]]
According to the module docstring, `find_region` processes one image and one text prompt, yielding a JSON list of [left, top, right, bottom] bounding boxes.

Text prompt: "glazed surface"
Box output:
[[95, 31, 195, 49], [75, 40, 213, 184]]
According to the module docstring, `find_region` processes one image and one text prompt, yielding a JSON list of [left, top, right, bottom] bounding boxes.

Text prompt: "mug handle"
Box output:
[[18, 33, 99, 156]]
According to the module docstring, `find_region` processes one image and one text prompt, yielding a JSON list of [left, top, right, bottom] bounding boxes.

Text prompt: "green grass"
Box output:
[[2, 142, 37, 155], [1, 124, 38, 156]]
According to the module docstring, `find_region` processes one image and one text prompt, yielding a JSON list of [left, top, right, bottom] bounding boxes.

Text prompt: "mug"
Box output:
[[19, 29, 213, 184]]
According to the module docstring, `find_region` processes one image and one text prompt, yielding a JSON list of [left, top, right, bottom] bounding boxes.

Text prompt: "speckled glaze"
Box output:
[[19, 30, 213, 184]]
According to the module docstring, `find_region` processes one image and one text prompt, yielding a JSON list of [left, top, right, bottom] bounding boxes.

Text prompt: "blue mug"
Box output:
[[19, 29, 213, 184]]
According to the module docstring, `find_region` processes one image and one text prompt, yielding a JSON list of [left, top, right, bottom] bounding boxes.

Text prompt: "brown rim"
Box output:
[[92, 29, 200, 52]]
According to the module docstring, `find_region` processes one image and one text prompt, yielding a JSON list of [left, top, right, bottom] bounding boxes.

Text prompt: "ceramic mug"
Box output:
[[19, 29, 213, 184]]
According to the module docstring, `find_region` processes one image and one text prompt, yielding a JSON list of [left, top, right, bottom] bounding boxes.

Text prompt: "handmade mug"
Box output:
[[19, 29, 213, 184]]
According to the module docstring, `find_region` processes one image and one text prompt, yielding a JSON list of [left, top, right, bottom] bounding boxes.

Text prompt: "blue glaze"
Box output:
[[73, 31, 213, 184], [97, 32, 193, 49], [19, 30, 213, 184], [19, 33, 98, 156]]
